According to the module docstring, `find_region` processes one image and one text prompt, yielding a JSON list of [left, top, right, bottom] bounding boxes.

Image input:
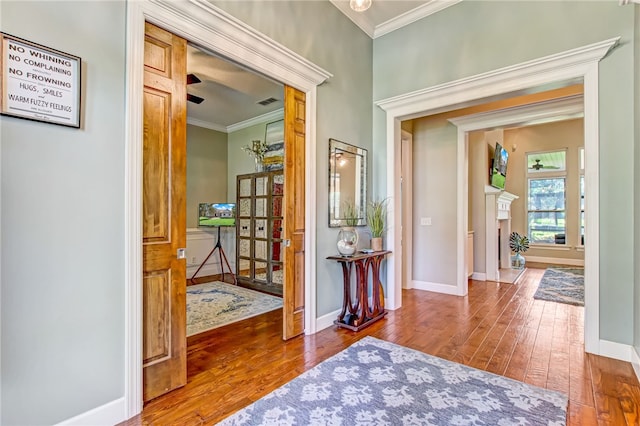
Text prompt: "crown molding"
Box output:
[[329, 0, 375, 38], [186, 109, 285, 134], [186, 117, 227, 132], [330, 0, 462, 39], [374, 0, 462, 38], [226, 108, 284, 133], [376, 37, 620, 116]]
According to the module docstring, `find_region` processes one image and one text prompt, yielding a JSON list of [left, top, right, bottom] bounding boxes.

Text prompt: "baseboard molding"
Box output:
[[525, 256, 584, 267], [632, 347, 640, 384], [598, 339, 633, 362], [315, 308, 341, 332], [56, 397, 125, 426], [471, 272, 486, 281], [412, 280, 463, 296], [186, 263, 224, 278]]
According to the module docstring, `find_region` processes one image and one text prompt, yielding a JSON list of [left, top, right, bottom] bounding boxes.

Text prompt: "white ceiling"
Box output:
[[186, 1, 459, 132]]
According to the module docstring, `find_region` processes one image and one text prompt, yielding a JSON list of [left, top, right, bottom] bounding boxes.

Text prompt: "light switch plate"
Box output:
[[421, 217, 431, 226]]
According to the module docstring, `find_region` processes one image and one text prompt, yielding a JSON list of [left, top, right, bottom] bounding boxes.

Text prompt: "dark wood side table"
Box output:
[[327, 250, 391, 331]]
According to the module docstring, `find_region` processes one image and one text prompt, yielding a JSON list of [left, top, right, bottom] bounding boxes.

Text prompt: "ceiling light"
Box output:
[[350, 0, 371, 12]]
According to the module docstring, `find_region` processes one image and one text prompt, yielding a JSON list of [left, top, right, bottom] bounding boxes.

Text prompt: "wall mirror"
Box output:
[[329, 138, 367, 227]]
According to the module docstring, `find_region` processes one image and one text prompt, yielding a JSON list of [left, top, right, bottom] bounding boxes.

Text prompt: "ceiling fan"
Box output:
[[530, 159, 559, 171], [187, 73, 204, 104]]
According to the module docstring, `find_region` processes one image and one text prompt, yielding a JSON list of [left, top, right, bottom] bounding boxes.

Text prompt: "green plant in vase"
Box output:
[[509, 231, 529, 269], [342, 201, 360, 226], [367, 198, 388, 252]]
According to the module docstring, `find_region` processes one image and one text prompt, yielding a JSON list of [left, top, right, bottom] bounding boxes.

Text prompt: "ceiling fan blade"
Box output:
[[187, 93, 205, 104], [187, 73, 202, 85]]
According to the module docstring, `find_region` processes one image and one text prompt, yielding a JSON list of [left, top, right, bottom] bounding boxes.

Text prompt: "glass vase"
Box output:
[[255, 158, 264, 172], [511, 253, 525, 269], [337, 227, 358, 256]]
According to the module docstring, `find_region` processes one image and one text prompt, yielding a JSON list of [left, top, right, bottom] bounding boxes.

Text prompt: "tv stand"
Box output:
[[190, 226, 236, 285]]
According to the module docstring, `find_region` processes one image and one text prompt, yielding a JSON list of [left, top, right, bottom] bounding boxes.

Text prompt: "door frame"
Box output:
[[376, 37, 619, 356], [124, 0, 331, 417]]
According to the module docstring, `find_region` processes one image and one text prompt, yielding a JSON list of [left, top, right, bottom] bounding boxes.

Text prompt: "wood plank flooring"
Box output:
[[121, 268, 640, 425]]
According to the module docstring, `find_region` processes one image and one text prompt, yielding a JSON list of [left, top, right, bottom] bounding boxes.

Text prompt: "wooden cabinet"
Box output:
[[236, 171, 284, 294]]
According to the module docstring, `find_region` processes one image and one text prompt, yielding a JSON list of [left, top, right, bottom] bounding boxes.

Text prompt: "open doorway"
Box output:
[[184, 43, 286, 338], [378, 37, 617, 358], [126, 1, 330, 414]]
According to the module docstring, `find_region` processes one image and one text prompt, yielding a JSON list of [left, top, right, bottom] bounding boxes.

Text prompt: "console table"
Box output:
[[327, 250, 391, 331]]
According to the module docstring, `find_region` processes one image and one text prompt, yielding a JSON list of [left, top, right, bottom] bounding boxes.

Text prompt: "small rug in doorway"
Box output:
[[187, 281, 282, 336], [534, 267, 584, 306], [218, 336, 568, 425]]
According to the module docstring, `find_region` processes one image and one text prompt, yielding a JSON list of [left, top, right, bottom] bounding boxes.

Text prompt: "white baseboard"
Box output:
[[412, 280, 462, 296], [186, 263, 226, 279], [525, 256, 584, 267], [56, 397, 125, 426], [315, 308, 341, 332], [598, 339, 632, 362], [471, 272, 486, 281], [631, 347, 640, 384]]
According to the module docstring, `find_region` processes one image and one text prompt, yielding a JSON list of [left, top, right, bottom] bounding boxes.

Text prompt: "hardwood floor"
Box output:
[[122, 268, 640, 425]]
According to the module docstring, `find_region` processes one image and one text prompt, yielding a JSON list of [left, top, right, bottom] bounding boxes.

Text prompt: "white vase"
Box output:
[[337, 227, 358, 256]]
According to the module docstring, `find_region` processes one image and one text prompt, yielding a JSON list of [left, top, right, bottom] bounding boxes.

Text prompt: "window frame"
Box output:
[[526, 149, 568, 246]]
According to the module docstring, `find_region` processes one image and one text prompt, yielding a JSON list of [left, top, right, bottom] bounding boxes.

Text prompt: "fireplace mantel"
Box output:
[[485, 186, 518, 281]]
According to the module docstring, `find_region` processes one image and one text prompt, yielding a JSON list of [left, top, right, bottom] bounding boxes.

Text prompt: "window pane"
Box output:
[[527, 151, 566, 173], [528, 178, 565, 210], [528, 211, 566, 244]]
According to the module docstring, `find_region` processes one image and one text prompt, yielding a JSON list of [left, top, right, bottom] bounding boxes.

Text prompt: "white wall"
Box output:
[[0, 1, 126, 424]]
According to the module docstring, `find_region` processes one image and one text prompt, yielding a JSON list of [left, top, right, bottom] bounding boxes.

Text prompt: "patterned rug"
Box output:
[[218, 336, 568, 425], [187, 281, 282, 336], [534, 268, 584, 306]]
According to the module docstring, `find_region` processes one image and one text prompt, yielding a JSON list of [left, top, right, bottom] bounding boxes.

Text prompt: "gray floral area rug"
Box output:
[[218, 336, 568, 425], [187, 282, 282, 336], [534, 268, 584, 307]]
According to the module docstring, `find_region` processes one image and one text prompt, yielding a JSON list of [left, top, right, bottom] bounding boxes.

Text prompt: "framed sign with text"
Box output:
[[0, 33, 81, 128]]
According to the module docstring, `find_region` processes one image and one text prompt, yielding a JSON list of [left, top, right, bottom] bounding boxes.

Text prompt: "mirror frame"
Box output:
[[328, 138, 367, 228]]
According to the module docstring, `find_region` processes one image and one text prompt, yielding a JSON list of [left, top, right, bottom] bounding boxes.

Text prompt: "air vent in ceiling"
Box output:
[[257, 97, 279, 106]]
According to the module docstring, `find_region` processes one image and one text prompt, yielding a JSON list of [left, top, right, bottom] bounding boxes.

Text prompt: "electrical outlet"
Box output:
[[191, 256, 197, 264]]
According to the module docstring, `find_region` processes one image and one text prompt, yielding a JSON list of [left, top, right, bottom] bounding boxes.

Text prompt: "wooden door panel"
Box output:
[[143, 89, 170, 242], [142, 22, 187, 402], [283, 86, 306, 340], [143, 271, 171, 365]]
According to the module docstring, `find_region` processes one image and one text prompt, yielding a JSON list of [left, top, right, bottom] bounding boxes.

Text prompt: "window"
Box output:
[[527, 150, 566, 244]]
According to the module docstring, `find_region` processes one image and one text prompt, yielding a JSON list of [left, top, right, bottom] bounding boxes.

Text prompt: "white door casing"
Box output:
[[125, 0, 332, 417], [375, 38, 619, 359]]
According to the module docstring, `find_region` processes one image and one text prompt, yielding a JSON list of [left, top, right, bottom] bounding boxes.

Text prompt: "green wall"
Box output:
[[373, 1, 636, 345], [187, 125, 228, 228], [212, 0, 374, 317], [0, 1, 126, 424], [0, 0, 372, 423]]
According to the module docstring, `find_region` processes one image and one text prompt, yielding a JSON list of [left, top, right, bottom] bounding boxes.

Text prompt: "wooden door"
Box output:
[[142, 22, 187, 402], [282, 86, 306, 339]]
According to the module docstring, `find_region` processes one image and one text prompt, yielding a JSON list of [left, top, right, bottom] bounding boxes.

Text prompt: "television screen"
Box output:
[[490, 142, 508, 190], [198, 203, 236, 227]]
